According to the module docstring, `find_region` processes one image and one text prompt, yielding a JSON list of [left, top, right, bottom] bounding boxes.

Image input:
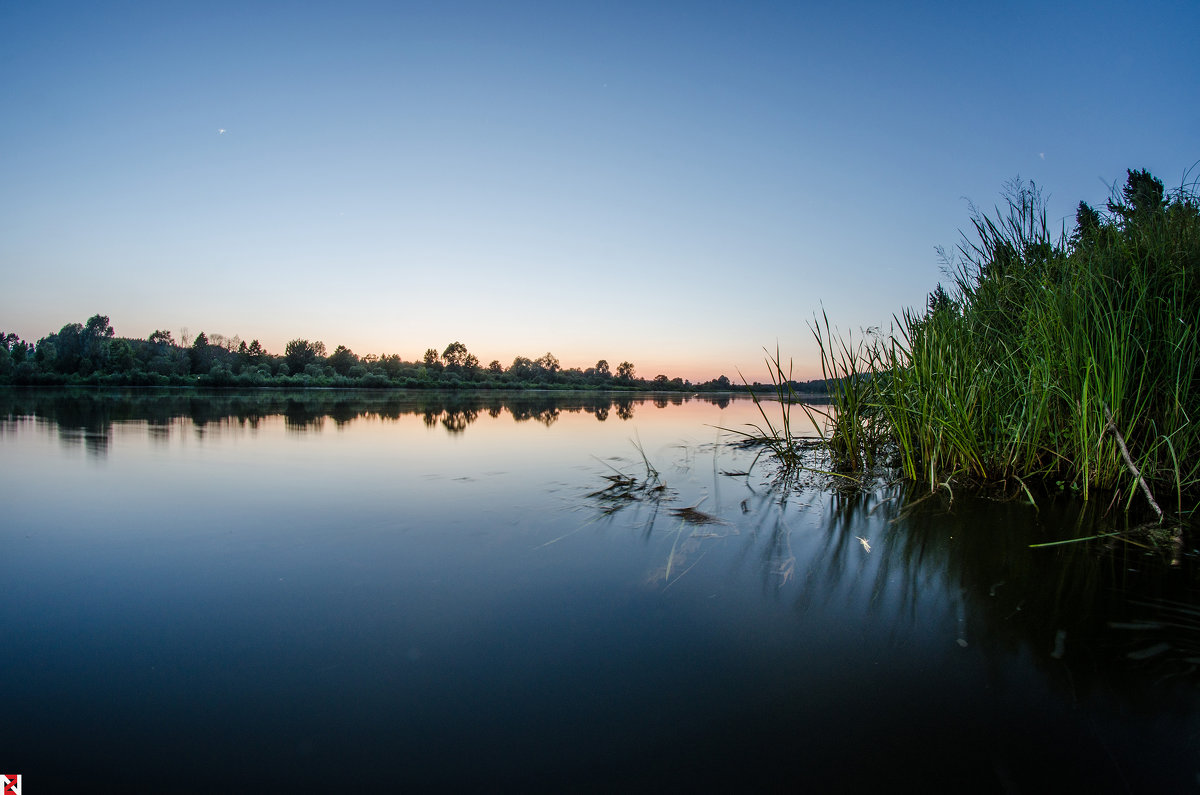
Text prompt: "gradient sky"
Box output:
[[2, 1, 1197, 382]]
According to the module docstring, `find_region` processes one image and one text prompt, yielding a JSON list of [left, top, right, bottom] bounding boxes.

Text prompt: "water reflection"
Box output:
[[0, 388, 739, 453], [3, 387, 1197, 789], [582, 426, 1199, 689]]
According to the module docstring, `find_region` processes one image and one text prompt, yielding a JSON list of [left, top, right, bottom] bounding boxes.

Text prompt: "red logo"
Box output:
[[1, 775, 20, 795]]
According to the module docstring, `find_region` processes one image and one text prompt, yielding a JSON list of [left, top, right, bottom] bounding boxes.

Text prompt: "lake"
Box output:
[[2, 389, 1197, 792]]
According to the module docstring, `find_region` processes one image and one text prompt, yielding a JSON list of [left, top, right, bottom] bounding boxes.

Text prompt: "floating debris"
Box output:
[[671, 506, 724, 525]]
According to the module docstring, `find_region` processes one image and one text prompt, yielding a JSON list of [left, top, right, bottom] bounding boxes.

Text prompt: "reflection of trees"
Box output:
[[284, 399, 324, 432], [329, 400, 358, 425], [441, 409, 478, 434], [0, 390, 118, 456], [0, 389, 751, 448]]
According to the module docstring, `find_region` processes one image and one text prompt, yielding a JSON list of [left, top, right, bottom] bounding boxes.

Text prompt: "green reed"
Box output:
[[803, 309, 888, 474], [732, 346, 805, 473], [882, 172, 1199, 515], [775, 170, 1200, 520]]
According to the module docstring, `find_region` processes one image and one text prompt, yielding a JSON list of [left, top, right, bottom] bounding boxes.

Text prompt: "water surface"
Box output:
[[2, 389, 1197, 791]]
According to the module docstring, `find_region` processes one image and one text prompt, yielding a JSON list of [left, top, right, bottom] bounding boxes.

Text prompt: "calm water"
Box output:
[[2, 389, 1198, 792]]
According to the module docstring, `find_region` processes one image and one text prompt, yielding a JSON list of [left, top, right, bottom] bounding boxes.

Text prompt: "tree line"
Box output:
[[0, 323, 828, 393]]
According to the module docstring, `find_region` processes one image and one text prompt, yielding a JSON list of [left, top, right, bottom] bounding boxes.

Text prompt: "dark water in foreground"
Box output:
[[2, 389, 1198, 792]]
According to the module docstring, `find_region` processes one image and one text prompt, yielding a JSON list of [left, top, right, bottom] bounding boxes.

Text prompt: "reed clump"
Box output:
[[718, 347, 832, 484], [803, 168, 1200, 522]]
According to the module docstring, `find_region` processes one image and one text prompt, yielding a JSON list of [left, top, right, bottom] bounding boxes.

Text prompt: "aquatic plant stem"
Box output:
[[1104, 403, 1163, 522]]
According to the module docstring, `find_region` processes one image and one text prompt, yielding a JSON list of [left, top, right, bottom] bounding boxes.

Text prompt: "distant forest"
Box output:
[[0, 318, 831, 394]]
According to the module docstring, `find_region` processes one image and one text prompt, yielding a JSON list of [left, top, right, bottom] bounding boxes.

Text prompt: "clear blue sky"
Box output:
[[2, 1, 1197, 381]]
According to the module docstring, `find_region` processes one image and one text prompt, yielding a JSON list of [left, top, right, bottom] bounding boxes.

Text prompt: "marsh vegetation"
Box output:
[[749, 169, 1200, 550]]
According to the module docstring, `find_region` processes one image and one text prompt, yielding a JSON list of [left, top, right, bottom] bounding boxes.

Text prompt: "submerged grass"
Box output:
[[756, 168, 1200, 541], [587, 438, 669, 511]]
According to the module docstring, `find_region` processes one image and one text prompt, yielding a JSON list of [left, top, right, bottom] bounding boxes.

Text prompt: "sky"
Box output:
[[2, 1, 1197, 382]]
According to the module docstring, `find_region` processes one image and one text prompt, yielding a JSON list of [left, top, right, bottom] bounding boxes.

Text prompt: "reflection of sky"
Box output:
[[3, 395, 1199, 788], [3, 396, 796, 540], [3, 3, 1198, 381]]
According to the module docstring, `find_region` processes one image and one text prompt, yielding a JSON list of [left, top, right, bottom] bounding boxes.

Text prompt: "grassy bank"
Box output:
[[800, 168, 1200, 523]]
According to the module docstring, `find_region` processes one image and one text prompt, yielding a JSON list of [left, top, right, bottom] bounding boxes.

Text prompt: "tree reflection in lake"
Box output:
[[0, 388, 720, 455], [2, 387, 1197, 790]]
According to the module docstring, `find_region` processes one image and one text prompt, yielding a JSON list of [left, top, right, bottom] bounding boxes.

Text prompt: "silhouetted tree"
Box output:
[[149, 329, 175, 347], [84, 314, 114, 342], [442, 341, 469, 369], [1108, 168, 1166, 224], [285, 339, 324, 373], [1071, 201, 1102, 249], [54, 323, 85, 373], [535, 352, 560, 378], [442, 342, 479, 374], [327, 345, 359, 376], [927, 283, 952, 315], [509, 356, 535, 380], [189, 331, 213, 374], [583, 360, 613, 383]]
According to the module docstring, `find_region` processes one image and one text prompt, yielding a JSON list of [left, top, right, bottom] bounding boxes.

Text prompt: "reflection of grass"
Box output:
[[1110, 597, 1200, 677], [659, 508, 739, 590], [583, 441, 748, 589], [580, 432, 1200, 697]]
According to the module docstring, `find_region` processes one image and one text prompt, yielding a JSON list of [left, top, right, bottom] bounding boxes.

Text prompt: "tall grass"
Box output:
[[798, 170, 1200, 520], [803, 309, 888, 474], [734, 346, 807, 472], [727, 320, 887, 482]]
